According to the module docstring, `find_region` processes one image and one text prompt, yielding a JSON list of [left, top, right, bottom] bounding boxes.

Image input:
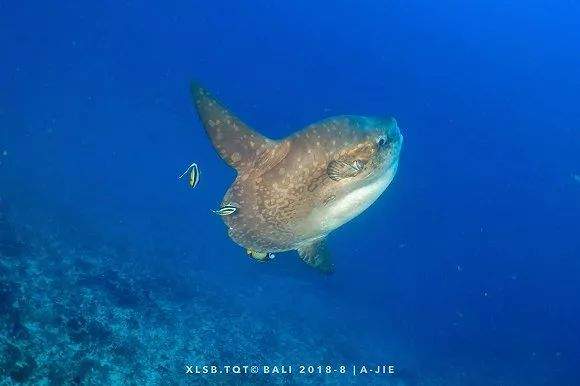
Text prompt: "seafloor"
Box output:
[[0, 202, 553, 386], [0, 204, 425, 386]]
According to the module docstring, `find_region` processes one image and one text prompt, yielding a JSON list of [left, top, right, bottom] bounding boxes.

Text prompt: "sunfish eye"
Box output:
[[378, 138, 386, 147]]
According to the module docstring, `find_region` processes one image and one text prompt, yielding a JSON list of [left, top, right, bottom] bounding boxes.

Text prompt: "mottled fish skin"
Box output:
[[192, 83, 403, 268], [225, 116, 401, 250]]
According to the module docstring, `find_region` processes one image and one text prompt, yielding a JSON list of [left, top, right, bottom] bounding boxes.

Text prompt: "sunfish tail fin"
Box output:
[[191, 82, 274, 171], [297, 238, 334, 274]]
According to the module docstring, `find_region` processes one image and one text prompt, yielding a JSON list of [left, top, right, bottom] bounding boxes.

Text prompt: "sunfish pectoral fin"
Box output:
[[297, 238, 334, 274], [327, 159, 365, 181], [190, 82, 277, 171]]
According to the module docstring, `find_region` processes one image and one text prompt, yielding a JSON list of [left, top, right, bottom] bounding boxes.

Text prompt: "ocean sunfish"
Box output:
[[191, 83, 403, 273]]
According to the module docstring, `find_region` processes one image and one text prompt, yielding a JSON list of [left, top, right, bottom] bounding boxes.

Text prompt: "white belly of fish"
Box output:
[[317, 165, 397, 233]]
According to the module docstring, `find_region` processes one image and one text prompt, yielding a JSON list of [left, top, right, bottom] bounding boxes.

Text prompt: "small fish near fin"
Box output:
[[297, 238, 334, 274], [247, 249, 275, 263], [191, 82, 283, 172], [327, 159, 365, 181], [212, 205, 238, 216], [178, 162, 200, 188]]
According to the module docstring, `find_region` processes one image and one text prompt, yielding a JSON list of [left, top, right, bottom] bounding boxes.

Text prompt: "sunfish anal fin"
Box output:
[[191, 82, 278, 172], [297, 238, 334, 274]]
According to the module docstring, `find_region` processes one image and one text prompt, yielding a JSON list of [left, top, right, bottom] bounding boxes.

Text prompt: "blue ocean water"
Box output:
[[1, 1, 579, 384]]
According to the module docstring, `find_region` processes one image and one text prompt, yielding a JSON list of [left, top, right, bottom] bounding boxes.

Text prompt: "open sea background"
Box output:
[[1, 1, 579, 385]]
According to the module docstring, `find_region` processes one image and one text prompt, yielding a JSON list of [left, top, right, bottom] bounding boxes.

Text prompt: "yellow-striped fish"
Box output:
[[178, 162, 200, 188], [212, 205, 237, 216]]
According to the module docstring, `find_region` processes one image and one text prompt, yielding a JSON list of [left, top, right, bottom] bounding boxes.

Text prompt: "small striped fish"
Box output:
[[212, 205, 237, 216], [178, 162, 200, 188]]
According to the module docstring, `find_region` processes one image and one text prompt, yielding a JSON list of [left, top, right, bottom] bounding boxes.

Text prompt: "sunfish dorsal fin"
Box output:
[[297, 238, 334, 274], [191, 82, 276, 171]]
